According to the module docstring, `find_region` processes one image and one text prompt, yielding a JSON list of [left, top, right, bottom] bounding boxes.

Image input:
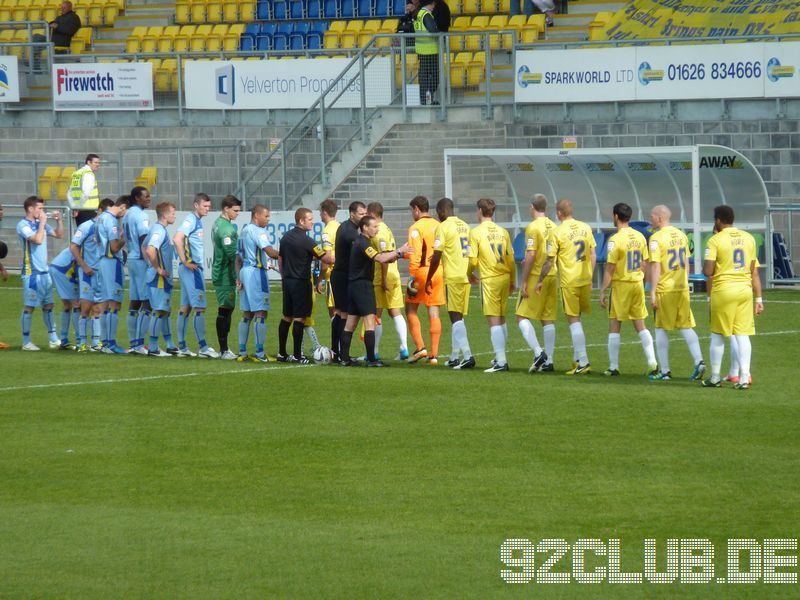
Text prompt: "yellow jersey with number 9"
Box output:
[[433, 216, 471, 284], [607, 227, 648, 283], [547, 218, 595, 287], [705, 227, 756, 291], [469, 220, 514, 281]]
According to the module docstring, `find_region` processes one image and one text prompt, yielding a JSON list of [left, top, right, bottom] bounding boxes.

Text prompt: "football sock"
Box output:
[[238, 318, 251, 355], [449, 328, 459, 361], [502, 322, 508, 343], [278, 319, 291, 356], [162, 314, 174, 347], [607, 332, 621, 371], [21, 309, 32, 344], [193, 311, 208, 350], [331, 314, 341, 355], [392, 315, 408, 352], [216, 307, 231, 353], [680, 328, 703, 366], [71, 308, 80, 342], [518, 318, 543, 355], [137, 309, 151, 348], [364, 330, 376, 362], [292, 320, 304, 359], [92, 316, 102, 346], [149, 315, 161, 351], [374, 322, 383, 356], [340, 330, 353, 362], [429, 316, 441, 357], [305, 326, 320, 351], [255, 317, 267, 356], [407, 311, 424, 350], [543, 324, 555, 364], [107, 309, 119, 346], [709, 332, 725, 381], [42, 309, 56, 341], [728, 335, 740, 378], [127, 310, 138, 346], [490, 325, 506, 365], [569, 321, 588, 365], [78, 316, 88, 346], [735, 335, 752, 382], [655, 328, 670, 374], [177, 311, 188, 349], [452, 319, 472, 360], [337, 317, 347, 354], [639, 328, 656, 366], [59, 309, 71, 343]]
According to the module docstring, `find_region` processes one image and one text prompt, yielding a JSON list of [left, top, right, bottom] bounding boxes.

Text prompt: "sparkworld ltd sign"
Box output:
[[0, 56, 20, 103], [184, 57, 393, 110], [52, 63, 153, 111]]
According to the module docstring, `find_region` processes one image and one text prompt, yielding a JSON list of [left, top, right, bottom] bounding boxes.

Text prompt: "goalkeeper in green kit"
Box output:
[[212, 195, 242, 359]]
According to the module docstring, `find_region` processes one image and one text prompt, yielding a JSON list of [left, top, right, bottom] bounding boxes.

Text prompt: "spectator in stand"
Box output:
[[32, 1, 81, 69], [413, 0, 440, 105], [510, 0, 555, 27], [433, 0, 450, 33]]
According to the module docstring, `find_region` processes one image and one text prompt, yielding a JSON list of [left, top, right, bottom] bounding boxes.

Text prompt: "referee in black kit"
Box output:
[[330, 200, 367, 361], [277, 207, 333, 363], [339, 215, 410, 367]]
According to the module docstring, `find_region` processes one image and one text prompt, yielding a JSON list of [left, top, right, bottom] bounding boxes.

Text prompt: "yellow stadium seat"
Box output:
[[450, 51, 470, 88], [86, 4, 103, 25], [497, 0, 509, 12], [55, 167, 74, 203], [191, 24, 212, 51], [102, 2, 118, 25], [12, 0, 29, 22], [488, 15, 508, 49], [507, 14, 526, 30], [238, 0, 254, 21], [173, 25, 196, 52], [323, 31, 339, 49], [155, 59, 177, 92], [329, 20, 347, 33], [589, 11, 613, 41], [140, 26, 162, 53], [380, 18, 397, 32], [126, 26, 147, 53], [345, 20, 363, 32], [190, 0, 206, 22], [358, 19, 380, 46], [467, 51, 484, 86], [38, 166, 61, 202], [339, 31, 357, 48], [222, 0, 237, 21], [70, 27, 92, 53], [157, 25, 179, 52], [27, 2, 43, 21], [526, 14, 545, 33], [134, 167, 158, 189], [465, 15, 489, 51], [462, 0, 479, 14], [224, 23, 244, 51], [176, 0, 190, 23], [451, 16, 470, 31], [519, 28, 537, 44], [206, 23, 228, 51], [207, 0, 223, 22], [0, 31, 15, 44]]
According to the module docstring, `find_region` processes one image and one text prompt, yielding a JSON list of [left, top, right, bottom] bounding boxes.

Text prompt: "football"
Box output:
[[313, 345, 334, 365]]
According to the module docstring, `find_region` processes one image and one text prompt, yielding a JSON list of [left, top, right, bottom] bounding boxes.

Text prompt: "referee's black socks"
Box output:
[[364, 330, 376, 362], [278, 318, 291, 356], [340, 330, 353, 363], [292, 320, 304, 359], [331, 314, 341, 356]]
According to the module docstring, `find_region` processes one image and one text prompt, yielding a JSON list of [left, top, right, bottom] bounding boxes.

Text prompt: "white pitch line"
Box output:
[[0, 363, 313, 393]]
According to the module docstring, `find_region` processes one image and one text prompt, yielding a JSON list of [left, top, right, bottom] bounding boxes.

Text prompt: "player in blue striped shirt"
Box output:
[[144, 201, 180, 357], [95, 196, 129, 353], [122, 186, 152, 354]]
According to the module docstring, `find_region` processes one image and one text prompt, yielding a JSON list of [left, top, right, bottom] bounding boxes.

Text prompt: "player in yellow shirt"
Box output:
[[426, 197, 474, 369], [702, 205, 763, 389], [405, 195, 443, 365], [599, 203, 657, 377], [367, 202, 409, 360], [516, 194, 557, 373], [647, 205, 706, 381], [468, 198, 515, 373], [536, 198, 595, 375], [317, 199, 340, 354]]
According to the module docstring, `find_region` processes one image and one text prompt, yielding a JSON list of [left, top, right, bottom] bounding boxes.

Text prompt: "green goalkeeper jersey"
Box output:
[[212, 216, 238, 286]]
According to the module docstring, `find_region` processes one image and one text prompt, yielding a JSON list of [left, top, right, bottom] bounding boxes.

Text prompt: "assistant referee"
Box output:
[[330, 200, 366, 361]]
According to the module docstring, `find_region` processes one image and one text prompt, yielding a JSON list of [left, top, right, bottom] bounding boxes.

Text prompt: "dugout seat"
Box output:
[[37, 165, 61, 202]]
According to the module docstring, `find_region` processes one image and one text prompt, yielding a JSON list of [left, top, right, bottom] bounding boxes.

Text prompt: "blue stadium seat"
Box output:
[[594, 231, 608, 263], [512, 232, 526, 264], [289, 21, 310, 47], [391, 0, 404, 15], [374, 0, 388, 16], [306, 33, 321, 49], [323, 0, 337, 17], [340, 0, 354, 18], [307, 0, 321, 18], [289, 0, 304, 18], [256, 35, 272, 50], [629, 220, 652, 241], [257, 0, 270, 19], [242, 22, 260, 49], [357, 0, 372, 17], [272, 22, 293, 49], [272, 0, 287, 19]]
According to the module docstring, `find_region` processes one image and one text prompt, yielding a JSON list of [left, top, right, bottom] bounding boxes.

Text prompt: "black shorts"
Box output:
[[282, 278, 313, 318], [331, 270, 349, 312], [348, 279, 376, 317]]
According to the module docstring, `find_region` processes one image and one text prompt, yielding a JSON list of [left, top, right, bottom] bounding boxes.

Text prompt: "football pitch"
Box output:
[[1, 277, 799, 597]]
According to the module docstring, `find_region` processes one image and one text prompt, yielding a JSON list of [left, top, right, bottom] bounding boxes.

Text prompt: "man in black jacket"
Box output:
[[32, 1, 81, 68]]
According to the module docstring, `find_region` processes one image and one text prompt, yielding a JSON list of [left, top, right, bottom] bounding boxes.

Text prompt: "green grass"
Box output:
[[1, 274, 799, 598]]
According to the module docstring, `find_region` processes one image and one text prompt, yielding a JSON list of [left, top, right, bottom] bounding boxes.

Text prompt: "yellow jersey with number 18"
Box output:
[[547, 218, 596, 288], [606, 227, 648, 283], [706, 227, 756, 292], [433, 216, 471, 284]]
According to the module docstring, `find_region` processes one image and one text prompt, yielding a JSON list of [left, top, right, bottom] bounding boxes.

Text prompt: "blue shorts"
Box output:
[[22, 272, 54, 307], [127, 258, 150, 302], [49, 264, 79, 302], [98, 258, 124, 303], [79, 267, 101, 303], [179, 264, 206, 309], [149, 284, 173, 313], [239, 266, 270, 313]]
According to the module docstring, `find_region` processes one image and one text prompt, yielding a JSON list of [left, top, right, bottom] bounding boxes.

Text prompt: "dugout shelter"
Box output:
[[443, 145, 769, 275]]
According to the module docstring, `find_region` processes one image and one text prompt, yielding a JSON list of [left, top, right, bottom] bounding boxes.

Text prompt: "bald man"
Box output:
[[647, 205, 705, 381]]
